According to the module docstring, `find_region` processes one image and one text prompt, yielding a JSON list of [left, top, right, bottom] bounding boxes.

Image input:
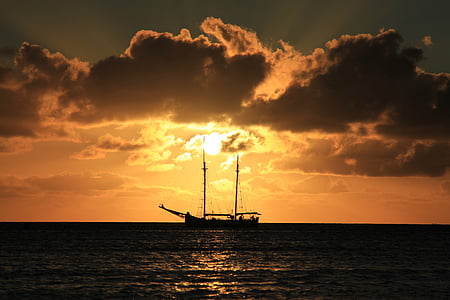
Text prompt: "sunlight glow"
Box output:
[[203, 132, 223, 155]]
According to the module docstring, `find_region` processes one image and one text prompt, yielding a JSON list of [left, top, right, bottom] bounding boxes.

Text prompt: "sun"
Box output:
[[203, 132, 222, 155]]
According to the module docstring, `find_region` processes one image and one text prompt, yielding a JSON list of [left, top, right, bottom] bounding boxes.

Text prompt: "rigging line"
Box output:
[[239, 179, 246, 211], [206, 163, 216, 214], [241, 182, 251, 212], [238, 171, 252, 212], [209, 162, 224, 214]]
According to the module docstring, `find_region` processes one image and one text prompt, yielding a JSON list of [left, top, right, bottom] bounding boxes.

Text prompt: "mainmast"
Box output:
[[202, 145, 207, 219], [234, 155, 239, 219]]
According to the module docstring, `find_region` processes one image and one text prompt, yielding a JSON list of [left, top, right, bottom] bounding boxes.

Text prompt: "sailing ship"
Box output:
[[159, 150, 261, 228]]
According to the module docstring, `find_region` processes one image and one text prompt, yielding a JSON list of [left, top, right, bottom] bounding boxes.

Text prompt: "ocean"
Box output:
[[0, 223, 449, 299]]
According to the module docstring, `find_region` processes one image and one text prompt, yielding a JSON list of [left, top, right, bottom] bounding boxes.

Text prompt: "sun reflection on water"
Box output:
[[169, 231, 251, 297], [138, 228, 288, 298]]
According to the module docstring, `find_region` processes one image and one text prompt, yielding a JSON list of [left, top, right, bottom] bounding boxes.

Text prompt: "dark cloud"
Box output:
[[341, 140, 450, 177], [237, 30, 450, 139], [375, 72, 450, 139], [221, 130, 263, 152], [0, 42, 88, 138], [1, 24, 269, 129], [0, 87, 39, 137], [78, 29, 268, 123], [274, 137, 450, 177], [71, 133, 147, 160], [95, 133, 146, 151], [5, 24, 448, 141], [16, 43, 78, 82], [0, 63, 36, 138]]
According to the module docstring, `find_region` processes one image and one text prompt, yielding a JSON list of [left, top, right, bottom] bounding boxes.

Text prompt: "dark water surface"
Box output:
[[1, 223, 449, 299]]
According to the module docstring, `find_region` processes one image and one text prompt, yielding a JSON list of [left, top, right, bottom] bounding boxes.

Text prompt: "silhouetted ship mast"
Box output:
[[159, 148, 260, 228]]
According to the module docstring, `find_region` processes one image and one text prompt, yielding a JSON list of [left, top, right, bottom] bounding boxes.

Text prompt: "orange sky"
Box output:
[[1, 16, 450, 223]]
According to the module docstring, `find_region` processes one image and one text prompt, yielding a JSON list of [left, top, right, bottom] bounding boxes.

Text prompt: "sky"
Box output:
[[1, 0, 450, 223]]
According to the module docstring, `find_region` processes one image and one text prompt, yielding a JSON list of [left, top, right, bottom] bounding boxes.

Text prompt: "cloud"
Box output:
[[175, 152, 192, 162], [145, 163, 177, 172], [237, 30, 450, 139], [0, 137, 32, 154], [15, 42, 88, 82], [95, 133, 146, 151], [0, 175, 36, 198], [201, 17, 319, 101], [0, 18, 271, 133], [5, 21, 449, 142], [26, 172, 128, 192], [71, 133, 146, 160], [78, 27, 268, 123], [2, 18, 450, 179], [248, 176, 284, 193], [0, 172, 130, 198], [201, 17, 264, 56], [210, 178, 234, 192], [0, 71, 40, 137], [72, 123, 180, 161], [0, 42, 89, 138], [221, 130, 263, 153], [70, 145, 106, 160], [289, 175, 348, 194], [272, 136, 450, 177], [126, 150, 171, 166]]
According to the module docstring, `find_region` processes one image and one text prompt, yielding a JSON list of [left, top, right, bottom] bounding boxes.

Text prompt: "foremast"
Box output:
[[234, 155, 240, 219], [202, 147, 207, 219]]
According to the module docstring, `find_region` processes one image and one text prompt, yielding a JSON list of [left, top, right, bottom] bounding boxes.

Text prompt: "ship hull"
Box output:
[[185, 214, 259, 228]]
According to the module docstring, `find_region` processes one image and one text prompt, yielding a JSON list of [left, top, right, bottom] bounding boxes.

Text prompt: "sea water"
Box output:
[[1, 223, 449, 299]]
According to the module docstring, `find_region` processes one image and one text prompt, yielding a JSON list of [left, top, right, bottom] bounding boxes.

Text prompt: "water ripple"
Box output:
[[1, 223, 449, 299]]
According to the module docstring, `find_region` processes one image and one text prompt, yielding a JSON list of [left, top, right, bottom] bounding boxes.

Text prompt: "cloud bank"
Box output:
[[1, 17, 449, 176]]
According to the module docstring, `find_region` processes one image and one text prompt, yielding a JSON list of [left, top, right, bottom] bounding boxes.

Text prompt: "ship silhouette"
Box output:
[[159, 148, 260, 228]]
